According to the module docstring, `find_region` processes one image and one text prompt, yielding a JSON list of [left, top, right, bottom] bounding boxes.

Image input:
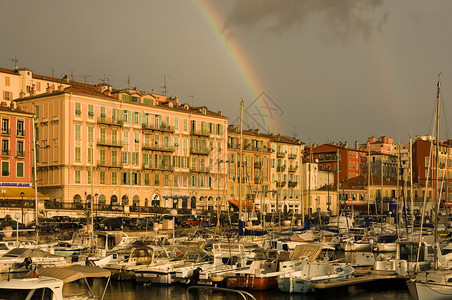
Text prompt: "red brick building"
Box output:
[[311, 144, 367, 184]]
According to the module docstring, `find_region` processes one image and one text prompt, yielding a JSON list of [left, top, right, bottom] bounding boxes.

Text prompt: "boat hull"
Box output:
[[407, 280, 452, 300], [226, 276, 278, 291]]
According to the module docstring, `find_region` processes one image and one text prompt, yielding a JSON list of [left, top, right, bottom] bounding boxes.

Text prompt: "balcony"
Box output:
[[276, 151, 285, 158], [190, 147, 211, 155], [96, 139, 124, 148], [142, 144, 175, 152], [288, 153, 297, 159], [97, 117, 124, 127], [97, 160, 123, 168], [1, 149, 10, 156], [190, 129, 210, 137], [1, 128, 10, 136], [254, 162, 262, 169], [142, 163, 173, 171], [142, 123, 174, 133], [288, 166, 298, 172], [16, 130, 25, 137], [276, 165, 286, 172], [276, 181, 286, 188], [190, 166, 211, 173], [288, 181, 298, 188]]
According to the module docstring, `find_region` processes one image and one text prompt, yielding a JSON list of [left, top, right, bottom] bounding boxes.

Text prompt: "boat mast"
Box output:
[[434, 77, 441, 270], [239, 100, 244, 223], [367, 147, 371, 216], [410, 136, 414, 238], [32, 115, 39, 243]]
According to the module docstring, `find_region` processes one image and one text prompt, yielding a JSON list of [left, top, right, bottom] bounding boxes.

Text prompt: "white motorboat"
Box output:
[[0, 248, 70, 273], [278, 262, 354, 293], [407, 270, 452, 300], [0, 265, 111, 300]]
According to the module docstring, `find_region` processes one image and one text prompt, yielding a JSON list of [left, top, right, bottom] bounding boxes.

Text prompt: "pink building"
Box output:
[[16, 84, 228, 213], [0, 104, 37, 202]]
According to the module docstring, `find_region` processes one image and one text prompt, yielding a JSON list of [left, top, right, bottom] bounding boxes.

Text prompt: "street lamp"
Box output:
[[14, 212, 21, 247], [20, 192, 25, 224], [170, 209, 177, 245]]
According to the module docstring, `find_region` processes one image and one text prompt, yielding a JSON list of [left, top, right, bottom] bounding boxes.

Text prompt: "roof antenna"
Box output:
[[160, 75, 168, 96], [11, 57, 18, 70], [80, 75, 92, 84], [69, 68, 77, 81]]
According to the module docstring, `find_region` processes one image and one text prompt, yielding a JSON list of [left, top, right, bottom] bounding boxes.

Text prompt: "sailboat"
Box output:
[[406, 78, 452, 300]]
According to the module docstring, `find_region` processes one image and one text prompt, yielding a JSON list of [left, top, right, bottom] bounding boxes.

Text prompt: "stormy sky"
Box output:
[[1, 0, 451, 145]]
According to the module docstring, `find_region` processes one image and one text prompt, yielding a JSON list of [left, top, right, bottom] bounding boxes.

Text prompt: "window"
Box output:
[[1, 139, 9, 155], [5, 77, 10, 86], [100, 171, 105, 184], [16, 120, 24, 136], [88, 105, 94, 118], [2, 119, 9, 134], [174, 117, 179, 130], [75, 103, 81, 117], [88, 126, 93, 141], [122, 152, 128, 164], [122, 110, 128, 123], [3, 91, 12, 101], [132, 152, 139, 165], [36, 105, 40, 119], [133, 112, 139, 124], [16, 141, 24, 156], [123, 131, 128, 144], [134, 132, 139, 144], [75, 147, 81, 162], [75, 170, 81, 183], [75, 125, 81, 140], [112, 172, 117, 185], [183, 119, 188, 131], [1, 161, 9, 176], [88, 170, 92, 184]]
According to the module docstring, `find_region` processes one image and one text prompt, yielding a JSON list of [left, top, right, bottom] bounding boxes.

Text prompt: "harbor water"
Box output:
[[63, 278, 411, 300]]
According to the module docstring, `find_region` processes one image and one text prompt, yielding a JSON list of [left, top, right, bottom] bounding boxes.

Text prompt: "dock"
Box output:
[[312, 269, 404, 290]]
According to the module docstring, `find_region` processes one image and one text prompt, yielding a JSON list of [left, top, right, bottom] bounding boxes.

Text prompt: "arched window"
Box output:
[[98, 195, 106, 204], [182, 198, 188, 209], [132, 195, 140, 206], [190, 197, 196, 209], [111, 195, 118, 204], [122, 195, 129, 205], [73, 194, 81, 203]]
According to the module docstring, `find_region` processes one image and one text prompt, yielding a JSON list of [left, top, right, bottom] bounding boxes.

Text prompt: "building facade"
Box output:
[[16, 85, 228, 214]]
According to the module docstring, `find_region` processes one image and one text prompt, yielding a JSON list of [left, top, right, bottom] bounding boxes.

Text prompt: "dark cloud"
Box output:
[[224, 0, 388, 40]]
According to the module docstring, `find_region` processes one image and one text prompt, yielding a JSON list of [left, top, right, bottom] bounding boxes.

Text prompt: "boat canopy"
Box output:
[[291, 244, 335, 262], [28, 266, 111, 283]]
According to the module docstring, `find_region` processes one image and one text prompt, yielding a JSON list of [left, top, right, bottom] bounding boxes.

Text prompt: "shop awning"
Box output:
[[0, 187, 49, 200], [228, 200, 257, 211]]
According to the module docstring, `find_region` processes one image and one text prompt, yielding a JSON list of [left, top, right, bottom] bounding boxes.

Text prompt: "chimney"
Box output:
[[19, 90, 25, 99], [62, 75, 69, 83], [355, 141, 359, 149]]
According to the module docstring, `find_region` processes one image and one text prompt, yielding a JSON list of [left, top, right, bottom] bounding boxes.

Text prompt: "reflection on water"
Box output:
[[61, 277, 410, 300]]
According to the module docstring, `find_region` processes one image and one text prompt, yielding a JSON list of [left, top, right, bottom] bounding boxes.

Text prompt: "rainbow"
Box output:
[[193, 0, 283, 134]]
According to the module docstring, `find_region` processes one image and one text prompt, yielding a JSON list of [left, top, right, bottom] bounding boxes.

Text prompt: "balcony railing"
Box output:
[[288, 153, 297, 159], [142, 163, 174, 171], [16, 130, 25, 137], [142, 144, 175, 152], [288, 166, 298, 172], [276, 181, 286, 187], [190, 129, 210, 137], [1, 149, 10, 156], [96, 139, 124, 148], [276, 151, 285, 158], [276, 165, 286, 172], [142, 123, 174, 133], [190, 147, 211, 155], [97, 117, 124, 127], [288, 181, 298, 188], [97, 160, 123, 168], [190, 166, 211, 173]]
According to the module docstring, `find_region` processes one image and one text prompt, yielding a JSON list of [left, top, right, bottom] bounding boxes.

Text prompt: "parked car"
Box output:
[[98, 217, 125, 231]]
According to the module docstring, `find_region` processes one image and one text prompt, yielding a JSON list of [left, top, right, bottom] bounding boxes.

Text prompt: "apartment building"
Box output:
[[16, 84, 228, 213], [312, 143, 367, 183], [268, 135, 303, 214], [227, 126, 272, 213]]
